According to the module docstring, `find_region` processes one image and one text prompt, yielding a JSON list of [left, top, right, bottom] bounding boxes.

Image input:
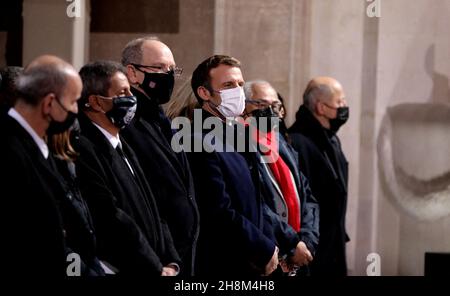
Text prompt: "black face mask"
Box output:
[[105, 95, 137, 129], [329, 106, 349, 133], [47, 98, 78, 136], [251, 107, 279, 133], [139, 71, 175, 105], [47, 111, 77, 136]]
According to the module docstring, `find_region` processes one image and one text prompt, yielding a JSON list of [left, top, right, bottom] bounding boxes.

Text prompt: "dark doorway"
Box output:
[[90, 0, 179, 33], [0, 0, 23, 66]]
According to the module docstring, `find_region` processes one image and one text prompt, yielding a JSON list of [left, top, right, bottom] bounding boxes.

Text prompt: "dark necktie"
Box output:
[[116, 144, 135, 176]]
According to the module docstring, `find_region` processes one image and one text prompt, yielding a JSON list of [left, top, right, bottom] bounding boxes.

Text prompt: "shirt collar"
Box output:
[[8, 108, 49, 159], [92, 122, 121, 149]]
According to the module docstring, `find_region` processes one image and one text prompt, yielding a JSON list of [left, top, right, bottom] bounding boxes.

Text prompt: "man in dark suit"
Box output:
[[120, 37, 199, 275], [75, 60, 180, 276], [288, 76, 350, 276], [187, 55, 280, 276], [0, 55, 83, 276], [243, 80, 320, 275]]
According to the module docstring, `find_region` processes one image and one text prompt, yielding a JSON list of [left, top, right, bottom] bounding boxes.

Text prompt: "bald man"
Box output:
[[0, 55, 82, 276], [288, 77, 350, 276], [120, 37, 199, 275]]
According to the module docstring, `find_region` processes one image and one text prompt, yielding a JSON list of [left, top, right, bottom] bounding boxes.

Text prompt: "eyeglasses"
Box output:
[[321, 102, 348, 110], [131, 63, 183, 77], [246, 99, 282, 112]]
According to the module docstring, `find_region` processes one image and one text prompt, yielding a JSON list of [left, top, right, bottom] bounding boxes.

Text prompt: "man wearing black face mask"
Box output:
[[120, 37, 200, 276], [0, 55, 82, 276], [243, 80, 320, 276], [288, 76, 350, 276], [75, 60, 180, 276]]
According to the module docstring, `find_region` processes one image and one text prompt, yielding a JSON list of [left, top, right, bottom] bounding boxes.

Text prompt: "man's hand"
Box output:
[[264, 246, 279, 276], [161, 266, 178, 276], [289, 241, 313, 267]]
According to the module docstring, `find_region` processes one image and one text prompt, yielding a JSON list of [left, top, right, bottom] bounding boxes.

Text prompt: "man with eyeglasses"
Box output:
[[288, 76, 350, 276], [120, 37, 200, 276], [243, 80, 320, 276]]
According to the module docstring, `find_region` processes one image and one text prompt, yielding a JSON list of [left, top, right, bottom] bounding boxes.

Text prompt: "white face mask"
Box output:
[[216, 86, 246, 118]]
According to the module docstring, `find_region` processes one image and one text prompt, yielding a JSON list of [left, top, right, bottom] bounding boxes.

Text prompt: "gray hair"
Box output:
[[79, 60, 126, 108], [303, 83, 333, 112], [121, 36, 160, 66], [243, 80, 272, 101], [16, 64, 68, 106]]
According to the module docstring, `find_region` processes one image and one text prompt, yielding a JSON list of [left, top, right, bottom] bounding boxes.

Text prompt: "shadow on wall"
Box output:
[[425, 45, 450, 105], [377, 43, 450, 222], [377, 103, 450, 221]]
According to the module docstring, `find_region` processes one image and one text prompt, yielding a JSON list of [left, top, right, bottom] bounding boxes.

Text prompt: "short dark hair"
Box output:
[[16, 64, 67, 106], [0, 66, 23, 108], [79, 60, 126, 108], [191, 55, 241, 104]]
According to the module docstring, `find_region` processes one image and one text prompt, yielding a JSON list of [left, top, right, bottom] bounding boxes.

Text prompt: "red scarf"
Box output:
[[254, 130, 301, 232]]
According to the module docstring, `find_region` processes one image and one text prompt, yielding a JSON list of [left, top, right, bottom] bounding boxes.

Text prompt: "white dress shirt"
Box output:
[[8, 108, 49, 159], [92, 122, 135, 175]]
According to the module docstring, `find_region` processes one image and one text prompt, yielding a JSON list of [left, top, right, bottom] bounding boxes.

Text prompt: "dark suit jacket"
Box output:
[[122, 88, 200, 275], [75, 113, 180, 276], [186, 110, 276, 276], [0, 113, 67, 276], [289, 105, 349, 276]]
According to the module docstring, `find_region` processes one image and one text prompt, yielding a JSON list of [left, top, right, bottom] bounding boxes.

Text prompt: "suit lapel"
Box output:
[[9, 117, 58, 178], [138, 118, 187, 181], [78, 113, 115, 162]]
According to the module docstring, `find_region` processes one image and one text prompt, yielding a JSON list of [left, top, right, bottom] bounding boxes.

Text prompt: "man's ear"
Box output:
[[87, 95, 102, 112], [197, 86, 211, 102], [42, 93, 56, 116], [315, 101, 325, 116], [126, 64, 139, 84]]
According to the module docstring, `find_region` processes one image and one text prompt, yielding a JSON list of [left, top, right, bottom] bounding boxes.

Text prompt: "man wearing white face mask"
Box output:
[[207, 83, 246, 119], [186, 55, 281, 276], [193, 56, 246, 120]]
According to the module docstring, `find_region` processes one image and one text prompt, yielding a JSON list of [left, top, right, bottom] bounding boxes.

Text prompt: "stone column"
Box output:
[[213, 0, 312, 127], [22, 0, 89, 69]]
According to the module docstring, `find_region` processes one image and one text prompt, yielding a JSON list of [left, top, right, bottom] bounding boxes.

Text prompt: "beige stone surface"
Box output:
[[22, 0, 89, 70], [89, 0, 215, 93]]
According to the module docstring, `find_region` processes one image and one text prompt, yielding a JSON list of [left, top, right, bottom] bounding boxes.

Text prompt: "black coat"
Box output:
[[0, 114, 65, 276], [288, 105, 349, 276], [51, 157, 105, 276], [186, 110, 277, 276], [122, 88, 200, 276], [75, 113, 180, 276]]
